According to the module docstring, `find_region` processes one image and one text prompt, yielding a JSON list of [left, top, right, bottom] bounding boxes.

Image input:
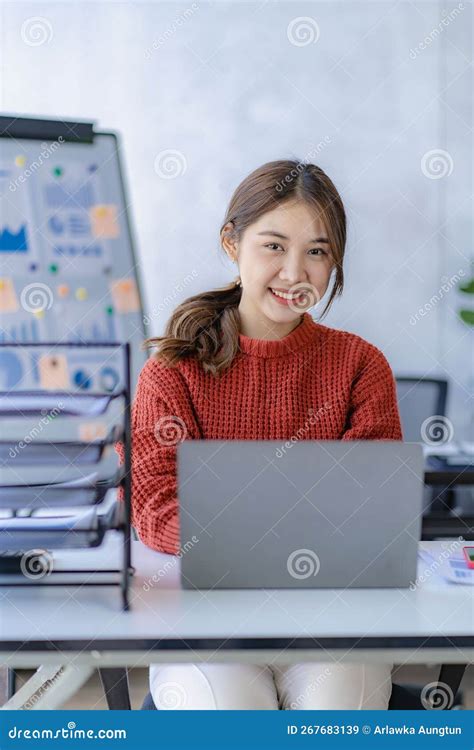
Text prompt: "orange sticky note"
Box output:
[[0, 278, 19, 312], [38, 354, 70, 390], [90, 204, 120, 238], [110, 278, 140, 313], [79, 422, 107, 441]]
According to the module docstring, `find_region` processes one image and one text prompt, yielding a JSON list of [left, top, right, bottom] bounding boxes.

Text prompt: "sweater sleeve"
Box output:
[[341, 343, 403, 441], [115, 358, 202, 555]]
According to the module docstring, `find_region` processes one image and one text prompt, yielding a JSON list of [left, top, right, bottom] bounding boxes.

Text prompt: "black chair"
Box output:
[[395, 377, 449, 443], [395, 376, 455, 512], [99, 668, 131, 710]]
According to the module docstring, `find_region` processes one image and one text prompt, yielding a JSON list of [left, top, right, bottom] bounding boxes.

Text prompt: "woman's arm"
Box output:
[[115, 359, 202, 554], [341, 344, 403, 441]]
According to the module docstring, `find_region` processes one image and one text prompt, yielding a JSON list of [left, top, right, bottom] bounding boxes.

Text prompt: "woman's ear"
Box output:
[[221, 221, 238, 261]]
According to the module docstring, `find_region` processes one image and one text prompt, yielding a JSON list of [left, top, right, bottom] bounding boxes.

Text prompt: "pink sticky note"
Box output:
[[90, 204, 120, 239], [110, 278, 140, 313], [38, 354, 70, 389], [0, 278, 19, 312]]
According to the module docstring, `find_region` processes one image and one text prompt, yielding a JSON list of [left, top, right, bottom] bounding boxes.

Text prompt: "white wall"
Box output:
[[1, 0, 472, 437]]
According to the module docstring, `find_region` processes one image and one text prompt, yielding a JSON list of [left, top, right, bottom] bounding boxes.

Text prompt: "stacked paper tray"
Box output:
[[0, 499, 119, 551]]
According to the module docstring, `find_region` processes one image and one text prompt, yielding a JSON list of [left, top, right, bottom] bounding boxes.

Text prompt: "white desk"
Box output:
[[0, 536, 472, 669]]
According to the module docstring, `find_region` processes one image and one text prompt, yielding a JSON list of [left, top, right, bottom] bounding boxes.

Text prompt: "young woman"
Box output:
[[119, 160, 403, 710]]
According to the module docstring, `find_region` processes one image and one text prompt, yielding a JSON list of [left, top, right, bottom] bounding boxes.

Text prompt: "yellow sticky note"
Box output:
[[90, 204, 120, 238], [110, 278, 140, 313], [0, 278, 19, 312], [75, 287, 88, 301], [38, 354, 70, 390]]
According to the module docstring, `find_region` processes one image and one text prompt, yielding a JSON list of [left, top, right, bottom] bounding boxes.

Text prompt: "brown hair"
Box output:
[[145, 160, 346, 376]]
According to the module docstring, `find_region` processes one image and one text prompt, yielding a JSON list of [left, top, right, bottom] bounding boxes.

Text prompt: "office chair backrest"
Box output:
[[395, 377, 449, 443]]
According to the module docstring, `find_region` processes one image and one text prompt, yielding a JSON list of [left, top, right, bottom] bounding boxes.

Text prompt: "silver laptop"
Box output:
[[178, 440, 424, 589]]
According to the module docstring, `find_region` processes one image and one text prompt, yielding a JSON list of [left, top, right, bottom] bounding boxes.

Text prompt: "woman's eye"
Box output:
[[265, 243, 327, 256], [265, 243, 282, 251]]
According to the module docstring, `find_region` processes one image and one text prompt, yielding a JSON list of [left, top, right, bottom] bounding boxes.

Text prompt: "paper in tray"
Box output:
[[0, 440, 105, 465], [0, 470, 122, 510], [0, 504, 117, 550], [0, 391, 119, 417], [0, 424, 123, 466]]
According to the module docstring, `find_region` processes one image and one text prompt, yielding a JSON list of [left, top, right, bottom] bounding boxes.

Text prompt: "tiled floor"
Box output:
[[13, 665, 474, 710]]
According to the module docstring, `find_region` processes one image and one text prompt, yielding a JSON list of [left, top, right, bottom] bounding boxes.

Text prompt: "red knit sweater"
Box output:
[[116, 312, 403, 555]]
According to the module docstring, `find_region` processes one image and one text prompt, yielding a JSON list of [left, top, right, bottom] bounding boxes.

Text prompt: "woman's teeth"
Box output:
[[270, 288, 300, 300]]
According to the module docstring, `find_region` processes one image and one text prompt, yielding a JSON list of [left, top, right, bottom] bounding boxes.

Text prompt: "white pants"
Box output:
[[149, 662, 393, 710]]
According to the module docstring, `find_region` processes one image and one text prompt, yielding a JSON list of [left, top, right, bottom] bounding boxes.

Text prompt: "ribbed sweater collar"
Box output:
[[238, 312, 318, 358]]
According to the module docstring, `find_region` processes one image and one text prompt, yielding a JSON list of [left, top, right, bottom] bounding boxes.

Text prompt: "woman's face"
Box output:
[[224, 200, 335, 337]]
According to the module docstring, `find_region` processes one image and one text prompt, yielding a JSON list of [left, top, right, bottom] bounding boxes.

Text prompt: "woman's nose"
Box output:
[[279, 255, 306, 285]]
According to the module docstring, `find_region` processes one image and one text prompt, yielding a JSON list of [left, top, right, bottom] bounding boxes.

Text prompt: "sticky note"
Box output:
[[75, 287, 88, 301], [90, 204, 120, 239], [110, 278, 140, 313], [38, 354, 70, 390], [79, 422, 107, 441], [0, 278, 19, 312]]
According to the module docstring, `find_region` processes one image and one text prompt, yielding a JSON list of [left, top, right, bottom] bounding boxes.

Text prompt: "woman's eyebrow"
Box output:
[[257, 230, 330, 244]]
